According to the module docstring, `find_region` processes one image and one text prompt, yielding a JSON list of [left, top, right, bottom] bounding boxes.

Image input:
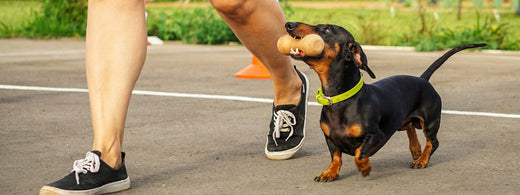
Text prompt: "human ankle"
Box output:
[[92, 147, 122, 168], [273, 77, 302, 106], [103, 152, 122, 169]]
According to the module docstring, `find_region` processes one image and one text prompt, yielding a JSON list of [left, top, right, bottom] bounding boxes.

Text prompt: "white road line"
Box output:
[[0, 85, 88, 93], [440, 110, 520, 119], [1, 84, 519, 119], [131, 90, 274, 104]]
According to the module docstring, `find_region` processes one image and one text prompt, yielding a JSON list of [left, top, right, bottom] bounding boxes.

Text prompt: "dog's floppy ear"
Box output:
[[349, 42, 376, 79]]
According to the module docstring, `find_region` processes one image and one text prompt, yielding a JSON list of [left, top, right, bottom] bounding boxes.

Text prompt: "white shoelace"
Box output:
[[71, 151, 100, 185], [272, 110, 296, 146]]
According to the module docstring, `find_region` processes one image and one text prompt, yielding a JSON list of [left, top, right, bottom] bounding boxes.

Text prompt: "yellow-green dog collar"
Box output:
[[315, 76, 364, 105]]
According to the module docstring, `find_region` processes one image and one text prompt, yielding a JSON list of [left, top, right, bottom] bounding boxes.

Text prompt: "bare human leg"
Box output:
[[210, 0, 302, 106], [86, 0, 147, 168], [211, 0, 308, 160], [40, 0, 145, 194]]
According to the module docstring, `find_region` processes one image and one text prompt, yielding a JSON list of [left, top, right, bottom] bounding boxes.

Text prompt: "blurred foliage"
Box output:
[[147, 7, 239, 45], [22, 0, 87, 38], [1, 0, 519, 51], [403, 13, 519, 51]]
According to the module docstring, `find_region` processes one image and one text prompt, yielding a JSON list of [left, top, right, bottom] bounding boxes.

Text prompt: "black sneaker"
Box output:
[[265, 66, 309, 160], [40, 151, 130, 195]]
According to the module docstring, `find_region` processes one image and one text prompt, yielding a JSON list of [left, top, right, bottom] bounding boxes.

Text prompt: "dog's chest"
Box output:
[[323, 109, 364, 155]]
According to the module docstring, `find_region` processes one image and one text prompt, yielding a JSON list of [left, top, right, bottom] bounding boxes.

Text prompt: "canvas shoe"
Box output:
[[40, 151, 130, 195], [265, 66, 309, 160]]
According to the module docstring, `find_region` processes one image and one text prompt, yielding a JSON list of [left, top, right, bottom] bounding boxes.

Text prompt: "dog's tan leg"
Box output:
[[315, 151, 342, 182], [404, 123, 422, 160], [410, 130, 433, 168], [355, 147, 371, 176]]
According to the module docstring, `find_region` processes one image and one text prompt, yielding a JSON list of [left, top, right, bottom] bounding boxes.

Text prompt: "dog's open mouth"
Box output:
[[285, 33, 324, 60], [288, 36, 306, 57]]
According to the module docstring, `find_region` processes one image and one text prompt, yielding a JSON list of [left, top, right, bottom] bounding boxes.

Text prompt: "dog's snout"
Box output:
[[285, 22, 298, 32]]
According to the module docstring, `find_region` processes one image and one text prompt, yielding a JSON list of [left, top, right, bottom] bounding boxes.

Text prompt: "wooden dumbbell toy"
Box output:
[[277, 34, 324, 57]]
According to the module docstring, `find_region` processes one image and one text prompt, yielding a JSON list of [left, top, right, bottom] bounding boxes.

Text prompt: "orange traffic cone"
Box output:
[[235, 56, 272, 79]]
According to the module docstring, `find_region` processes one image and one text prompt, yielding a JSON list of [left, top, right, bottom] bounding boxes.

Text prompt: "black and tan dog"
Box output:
[[283, 22, 486, 182]]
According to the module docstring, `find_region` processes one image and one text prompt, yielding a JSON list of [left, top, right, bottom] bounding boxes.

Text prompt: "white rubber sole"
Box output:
[[265, 137, 305, 160], [39, 177, 130, 195]]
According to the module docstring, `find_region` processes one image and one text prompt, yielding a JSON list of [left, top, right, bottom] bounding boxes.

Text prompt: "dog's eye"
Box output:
[[321, 26, 331, 33]]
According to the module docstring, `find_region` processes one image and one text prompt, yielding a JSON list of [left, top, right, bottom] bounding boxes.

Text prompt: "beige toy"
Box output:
[[277, 34, 325, 57]]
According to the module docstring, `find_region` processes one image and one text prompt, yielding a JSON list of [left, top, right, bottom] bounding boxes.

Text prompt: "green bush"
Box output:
[[0, 1, 38, 37], [1, 1, 519, 51], [400, 12, 519, 51], [147, 7, 238, 45], [0, 22, 22, 37], [355, 11, 388, 45], [23, 0, 87, 38]]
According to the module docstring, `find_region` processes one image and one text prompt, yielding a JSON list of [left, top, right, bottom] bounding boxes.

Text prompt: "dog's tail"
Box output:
[[420, 43, 487, 81]]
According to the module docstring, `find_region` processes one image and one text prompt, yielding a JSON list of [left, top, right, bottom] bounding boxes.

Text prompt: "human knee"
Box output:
[[210, 0, 251, 16]]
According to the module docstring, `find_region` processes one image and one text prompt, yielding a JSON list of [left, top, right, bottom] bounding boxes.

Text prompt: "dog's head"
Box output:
[[284, 22, 376, 79]]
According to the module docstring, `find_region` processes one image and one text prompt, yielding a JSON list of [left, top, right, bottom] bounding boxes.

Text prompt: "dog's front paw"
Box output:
[[409, 152, 431, 168], [314, 171, 338, 182], [355, 156, 371, 176], [410, 159, 429, 168]]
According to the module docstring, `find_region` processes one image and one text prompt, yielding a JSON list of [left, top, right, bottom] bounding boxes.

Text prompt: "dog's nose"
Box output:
[[285, 22, 298, 31]]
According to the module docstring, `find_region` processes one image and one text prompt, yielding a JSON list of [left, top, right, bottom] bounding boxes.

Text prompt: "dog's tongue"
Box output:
[[299, 51, 306, 57]]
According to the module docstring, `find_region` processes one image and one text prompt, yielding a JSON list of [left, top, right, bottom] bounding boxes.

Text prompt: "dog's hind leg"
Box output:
[[402, 122, 422, 160], [410, 116, 440, 169]]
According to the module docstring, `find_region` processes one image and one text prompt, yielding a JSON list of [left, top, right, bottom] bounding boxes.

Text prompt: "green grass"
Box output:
[[144, 2, 520, 50], [0, 1, 40, 36], [1, 1, 519, 50], [281, 6, 520, 50], [23, 0, 88, 38]]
